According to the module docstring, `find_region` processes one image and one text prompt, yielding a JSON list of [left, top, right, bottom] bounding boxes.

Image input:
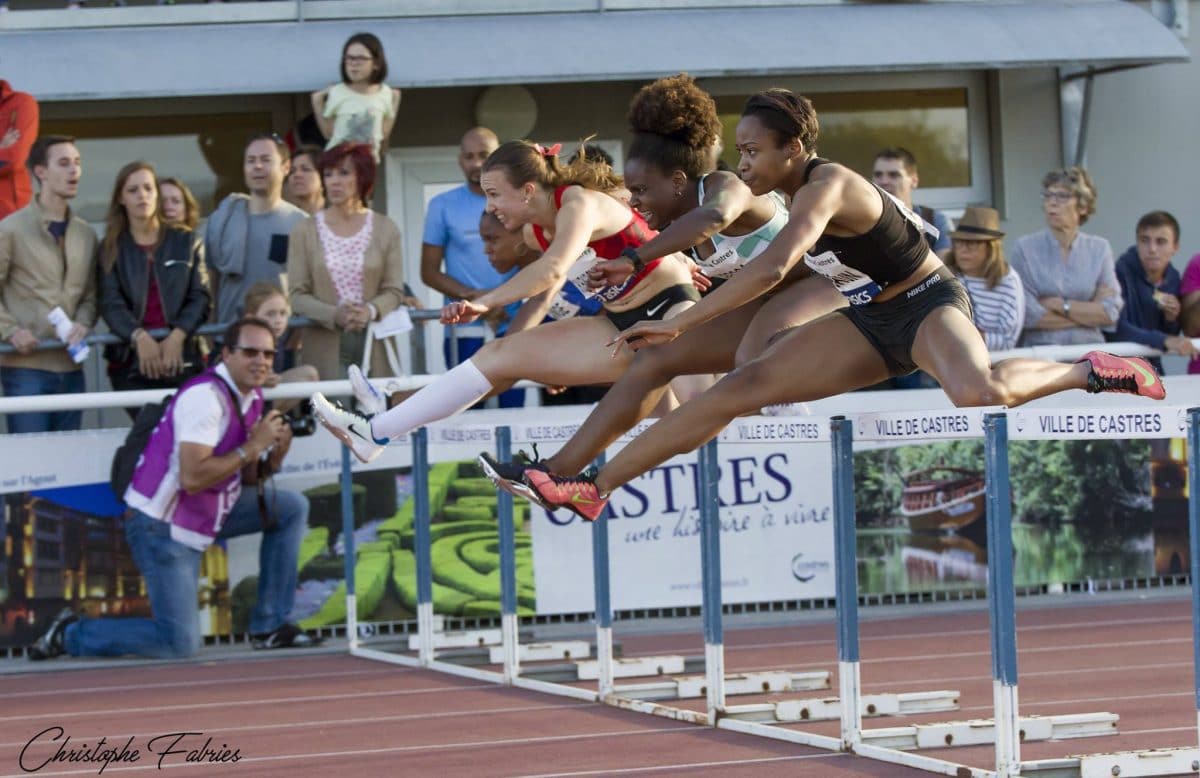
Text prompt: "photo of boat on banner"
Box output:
[[853, 436, 1188, 596]]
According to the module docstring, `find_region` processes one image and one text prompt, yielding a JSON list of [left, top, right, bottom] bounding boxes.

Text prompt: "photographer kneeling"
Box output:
[[29, 318, 318, 660]]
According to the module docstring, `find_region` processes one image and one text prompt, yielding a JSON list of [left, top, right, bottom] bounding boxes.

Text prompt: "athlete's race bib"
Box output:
[[880, 188, 940, 241], [694, 242, 745, 279], [566, 247, 631, 303], [804, 250, 882, 306], [546, 295, 583, 321]]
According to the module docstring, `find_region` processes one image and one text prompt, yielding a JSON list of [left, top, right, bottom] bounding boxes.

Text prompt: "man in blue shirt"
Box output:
[[420, 126, 521, 405], [1113, 210, 1197, 373]]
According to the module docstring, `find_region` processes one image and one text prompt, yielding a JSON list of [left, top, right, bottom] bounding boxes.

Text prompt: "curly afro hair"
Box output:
[[627, 73, 722, 179]]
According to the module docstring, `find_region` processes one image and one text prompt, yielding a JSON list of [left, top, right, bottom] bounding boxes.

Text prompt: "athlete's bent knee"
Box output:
[[943, 379, 1013, 408]]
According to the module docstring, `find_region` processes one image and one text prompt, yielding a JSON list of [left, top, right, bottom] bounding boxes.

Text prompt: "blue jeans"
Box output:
[[64, 486, 309, 658], [1, 367, 84, 433], [444, 334, 524, 409]]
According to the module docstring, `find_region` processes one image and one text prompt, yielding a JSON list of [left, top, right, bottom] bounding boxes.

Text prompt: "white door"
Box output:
[[385, 146, 464, 374]]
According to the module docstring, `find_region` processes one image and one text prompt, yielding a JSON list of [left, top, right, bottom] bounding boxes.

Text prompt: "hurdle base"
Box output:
[[488, 640, 591, 664], [861, 712, 1119, 751], [1020, 747, 1200, 778], [613, 670, 830, 701], [406, 627, 501, 650], [724, 689, 960, 723], [576, 654, 685, 680], [603, 694, 711, 725]]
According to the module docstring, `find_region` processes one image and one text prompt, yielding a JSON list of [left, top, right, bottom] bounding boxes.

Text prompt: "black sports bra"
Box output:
[[801, 158, 933, 306]]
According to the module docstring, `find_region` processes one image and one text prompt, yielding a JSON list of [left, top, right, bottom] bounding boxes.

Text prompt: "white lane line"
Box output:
[[518, 752, 848, 777], [0, 725, 695, 777], [0, 667, 407, 698], [960, 690, 1192, 712], [0, 683, 496, 723], [1119, 725, 1199, 736], [0, 701, 592, 749], [721, 636, 1190, 673], [620, 615, 1191, 657], [727, 659, 1191, 686]]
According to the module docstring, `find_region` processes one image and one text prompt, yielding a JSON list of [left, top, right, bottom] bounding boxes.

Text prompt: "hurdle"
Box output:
[[339, 401, 1197, 777], [999, 405, 1200, 778]]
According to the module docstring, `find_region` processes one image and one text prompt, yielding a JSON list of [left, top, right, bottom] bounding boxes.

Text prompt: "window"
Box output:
[[707, 73, 990, 211]]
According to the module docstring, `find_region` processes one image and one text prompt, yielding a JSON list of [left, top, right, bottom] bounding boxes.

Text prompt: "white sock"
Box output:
[[369, 359, 495, 441]]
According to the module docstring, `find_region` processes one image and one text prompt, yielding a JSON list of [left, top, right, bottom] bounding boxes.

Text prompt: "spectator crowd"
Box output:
[[3, 34, 1200, 437]]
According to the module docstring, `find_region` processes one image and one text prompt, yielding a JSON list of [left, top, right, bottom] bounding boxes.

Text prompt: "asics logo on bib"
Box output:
[[804, 250, 882, 306]]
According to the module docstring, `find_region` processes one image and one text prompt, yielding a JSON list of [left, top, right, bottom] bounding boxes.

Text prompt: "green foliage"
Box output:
[[1010, 439, 1152, 548], [457, 494, 499, 508], [443, 504, 495, 522], [303, 482, 367, 500], [428, 461, 459, 514], [855, 439, 1154, 550], [299, 553, 391, 628], [451, 477, 496, 498], [297, 526, 329, 572], [854, 440, 983, 522]]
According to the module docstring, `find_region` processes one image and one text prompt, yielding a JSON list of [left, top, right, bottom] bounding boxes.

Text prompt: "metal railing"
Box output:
[[0, 311, 440, 355]]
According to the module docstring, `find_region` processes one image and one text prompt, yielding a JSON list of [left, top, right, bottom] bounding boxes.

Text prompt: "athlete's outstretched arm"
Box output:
[[610, 174, 846, 350], [632, 171, 757, 262], [445, 191, 598, 323], [506, 283, 563, 335]]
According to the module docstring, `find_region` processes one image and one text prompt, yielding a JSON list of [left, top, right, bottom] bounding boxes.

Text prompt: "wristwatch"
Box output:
[[1062, 300, 1072, 317], [621, 246, 646, 274]]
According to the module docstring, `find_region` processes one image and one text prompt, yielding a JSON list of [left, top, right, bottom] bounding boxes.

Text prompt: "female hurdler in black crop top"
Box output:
[[801, 158, 937, 307]]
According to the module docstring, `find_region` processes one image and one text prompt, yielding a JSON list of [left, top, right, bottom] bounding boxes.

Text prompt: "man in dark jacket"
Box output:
[[1112, 210, 1196, 373]]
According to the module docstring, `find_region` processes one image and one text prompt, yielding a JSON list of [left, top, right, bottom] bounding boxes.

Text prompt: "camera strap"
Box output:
[[213, 371, 276, 530]]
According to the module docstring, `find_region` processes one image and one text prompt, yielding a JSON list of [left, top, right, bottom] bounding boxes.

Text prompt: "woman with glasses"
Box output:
[[310, 33, 401, 160], [507, 91, 1165, 522], [1009, 167, 1122, 347], [287, 142, 415, 383]]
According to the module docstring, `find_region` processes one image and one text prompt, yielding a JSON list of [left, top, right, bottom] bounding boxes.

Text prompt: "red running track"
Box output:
[[0, 594, 1193, 777]]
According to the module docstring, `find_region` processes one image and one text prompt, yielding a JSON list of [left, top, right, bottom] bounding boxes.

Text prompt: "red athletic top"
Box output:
[[532, 185, 664, 300]]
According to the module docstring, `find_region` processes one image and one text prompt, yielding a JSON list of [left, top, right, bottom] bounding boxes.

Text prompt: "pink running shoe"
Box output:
[[523, 469, 608, 522], [1077, 351, 1166, 401]]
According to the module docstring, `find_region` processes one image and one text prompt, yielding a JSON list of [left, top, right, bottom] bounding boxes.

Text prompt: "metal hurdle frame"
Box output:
[[1001, 406, 1200, 778], [340, 404, 1200, 778]]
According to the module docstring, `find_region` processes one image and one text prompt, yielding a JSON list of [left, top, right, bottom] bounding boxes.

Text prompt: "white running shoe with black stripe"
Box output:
[[311, 392, 385, 463]]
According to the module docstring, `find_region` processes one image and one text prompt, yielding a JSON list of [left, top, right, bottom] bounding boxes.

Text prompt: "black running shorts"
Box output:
[[605, 283, 701, 332], [836, 270, 973, 376]]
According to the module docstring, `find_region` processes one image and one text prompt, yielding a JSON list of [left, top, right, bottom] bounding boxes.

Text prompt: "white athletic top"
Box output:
[[689, 174, 789, 279]]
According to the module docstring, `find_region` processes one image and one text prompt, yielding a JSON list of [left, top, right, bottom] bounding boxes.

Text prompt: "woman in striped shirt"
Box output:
[[944, 207, 1025, 351]]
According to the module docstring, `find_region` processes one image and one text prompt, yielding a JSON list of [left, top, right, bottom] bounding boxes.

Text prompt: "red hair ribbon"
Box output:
[[533, 142, 562, 157]]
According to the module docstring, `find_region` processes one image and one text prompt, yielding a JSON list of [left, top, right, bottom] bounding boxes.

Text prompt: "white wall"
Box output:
[[994, 2, 1198, 269], [1086, 1, 1200, 265]]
